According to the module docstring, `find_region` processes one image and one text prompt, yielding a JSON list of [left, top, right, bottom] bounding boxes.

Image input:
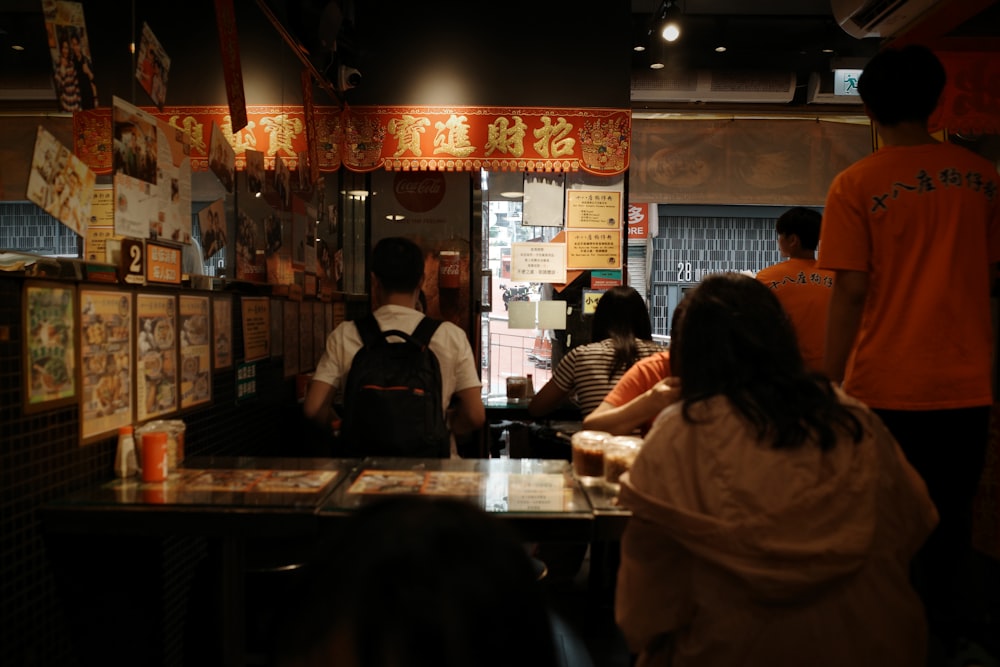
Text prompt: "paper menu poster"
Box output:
[[26, 126, 96, 237], [111, 96, 191, 244]]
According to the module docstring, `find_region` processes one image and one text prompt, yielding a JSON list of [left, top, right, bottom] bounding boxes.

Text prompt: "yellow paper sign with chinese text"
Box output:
[[566, 190, 621, 229], [566, 230, 621, 270]]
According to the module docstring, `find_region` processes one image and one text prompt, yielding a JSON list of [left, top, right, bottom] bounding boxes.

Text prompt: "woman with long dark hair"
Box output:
[[528, 285, 659, 418], [615, 272, 937, 667]]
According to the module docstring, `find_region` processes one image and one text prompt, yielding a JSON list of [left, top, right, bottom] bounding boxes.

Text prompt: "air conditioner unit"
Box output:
[[831, 0, 940, 39], [631, 70, 797, 104], [807, 72, 864, 104]]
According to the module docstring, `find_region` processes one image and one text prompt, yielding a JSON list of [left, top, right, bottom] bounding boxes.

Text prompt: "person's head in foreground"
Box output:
[[670, 271, 861, 449], [274, 496, 558, 667], [857, 44, 945, 128]]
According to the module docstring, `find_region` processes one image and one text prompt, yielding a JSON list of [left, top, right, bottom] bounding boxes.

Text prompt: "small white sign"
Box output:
[[507, 473, 565, 511], [511, 242, 567, 283], [834, 69, 862, 97]]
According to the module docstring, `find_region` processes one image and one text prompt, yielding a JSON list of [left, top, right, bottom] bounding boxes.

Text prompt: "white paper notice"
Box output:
[[523, 175, 565, 227], [507, 473, 565, 511], [511, 242, 566, 283], [537, 300, 567, 329], [507, 300, 536, 329]]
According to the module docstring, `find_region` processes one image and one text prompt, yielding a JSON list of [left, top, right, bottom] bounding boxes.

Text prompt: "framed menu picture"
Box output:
[[240, 296, 270, 362], [136, 292, 179, 421], [179, 294, 211, 409], [24, 282, 77, 412], [79, 287, 133, 441], [212, 295, 233, 370]]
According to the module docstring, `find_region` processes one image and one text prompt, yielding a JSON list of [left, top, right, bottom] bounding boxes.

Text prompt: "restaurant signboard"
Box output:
[[74, 105, 629, 176]]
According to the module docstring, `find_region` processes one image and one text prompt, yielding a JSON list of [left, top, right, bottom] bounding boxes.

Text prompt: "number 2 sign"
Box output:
[[120, 238, 145, 285]]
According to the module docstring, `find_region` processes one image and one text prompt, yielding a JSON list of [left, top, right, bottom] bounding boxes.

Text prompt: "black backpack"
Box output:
[[340, 314, 450, 458]]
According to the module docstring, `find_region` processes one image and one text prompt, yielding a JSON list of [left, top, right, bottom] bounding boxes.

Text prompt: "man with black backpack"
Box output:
[[304, 237, 485, 457]]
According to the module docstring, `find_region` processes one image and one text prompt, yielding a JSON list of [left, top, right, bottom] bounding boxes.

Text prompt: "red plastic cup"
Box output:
[[141, 431, 169, 483]]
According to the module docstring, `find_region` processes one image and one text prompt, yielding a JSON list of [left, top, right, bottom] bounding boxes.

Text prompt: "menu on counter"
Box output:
[[566, 190, 621, 229], [212, 295, 232, 370], [179, 295, 211, 409], [79, 288, 134, 441], [107, 469, 339, 497], [24, 282, 77, 412], [136, 293, 178, 421], [240, 295, 270, 362]]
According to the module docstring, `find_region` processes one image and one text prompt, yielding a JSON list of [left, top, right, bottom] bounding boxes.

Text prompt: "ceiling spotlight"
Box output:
[[633, 44, 646, 52], [715, 45, 727, 53], [650, 62, 665, 70], [11, 44, 25, 51], [656, 0, 682, 43]]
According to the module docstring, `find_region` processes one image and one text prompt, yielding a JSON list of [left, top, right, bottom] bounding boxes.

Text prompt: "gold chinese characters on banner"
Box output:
[[74, 106, 629, 176]]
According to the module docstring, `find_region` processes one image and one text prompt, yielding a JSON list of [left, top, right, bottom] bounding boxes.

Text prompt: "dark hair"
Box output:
[[591, 285, 654, 381], [671, 273, 862, 451], [371, 237, 424, 294], [273, 496, 557, 667], [775, 207, 822, 251], [858, 44, 946, 126]]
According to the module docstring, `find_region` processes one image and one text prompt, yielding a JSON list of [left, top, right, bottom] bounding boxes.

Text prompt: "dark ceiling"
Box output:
[[1, 0, 998, 109]]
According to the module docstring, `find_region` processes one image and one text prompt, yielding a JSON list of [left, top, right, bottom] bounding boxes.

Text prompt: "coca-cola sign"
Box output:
[[393, 172, 446, 213]]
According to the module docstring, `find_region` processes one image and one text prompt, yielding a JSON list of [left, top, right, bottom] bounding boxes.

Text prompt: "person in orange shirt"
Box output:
[[584, 302, 685, 436], [818, 44, 1000, 660], [755, 207, 834, 373]]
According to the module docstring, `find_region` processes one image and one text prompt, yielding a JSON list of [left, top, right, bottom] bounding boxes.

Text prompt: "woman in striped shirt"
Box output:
[[528, 285, 660, 419]]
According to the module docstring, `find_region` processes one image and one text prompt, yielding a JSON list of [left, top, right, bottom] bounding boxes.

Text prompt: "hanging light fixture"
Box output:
[[659, 1, 682, 43]]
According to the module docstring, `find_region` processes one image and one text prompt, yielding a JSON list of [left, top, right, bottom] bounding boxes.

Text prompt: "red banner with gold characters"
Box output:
[[74, 105, 629, 176], [932, 52, 1000, 136]]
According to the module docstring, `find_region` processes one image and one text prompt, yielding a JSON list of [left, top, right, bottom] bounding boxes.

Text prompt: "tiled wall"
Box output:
[[0, 272, 327, 666], [647, 213, 784, 336], [0, 203, 81, 256]]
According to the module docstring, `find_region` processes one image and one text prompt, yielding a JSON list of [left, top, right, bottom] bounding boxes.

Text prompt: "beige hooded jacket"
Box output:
[[615, 391, 937, 667]]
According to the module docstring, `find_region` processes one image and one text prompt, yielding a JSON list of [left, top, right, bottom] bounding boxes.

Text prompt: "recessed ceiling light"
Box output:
[[385, 214, 405, 221], [650, 62, 664, 70], [11, 44, 24, 51], [715, 45, 727, 53], [500, 191, 523, 198], [822, 48, 835, 53], [633, 44, 646, 52]]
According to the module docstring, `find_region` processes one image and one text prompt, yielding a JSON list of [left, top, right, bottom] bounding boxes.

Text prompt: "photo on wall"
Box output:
[[275, 154, 291, 209], [208, 122, 235, 193], [42, 0, 98, 112], [26, 125, 96, 236], [198, 198, 227, 261], [134, 21, 170, 108], [111, 96, 192, 243], [246, 149, 264, 196]]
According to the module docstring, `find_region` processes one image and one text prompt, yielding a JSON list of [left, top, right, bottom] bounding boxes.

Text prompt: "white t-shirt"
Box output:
[[312, 304, 481, 415]]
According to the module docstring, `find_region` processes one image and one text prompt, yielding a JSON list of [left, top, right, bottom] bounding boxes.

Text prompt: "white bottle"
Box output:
[[115, 425, 138, 478]]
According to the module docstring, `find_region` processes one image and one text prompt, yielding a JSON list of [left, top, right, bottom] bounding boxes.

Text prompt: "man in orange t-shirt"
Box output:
[[755, 207, 833, 373], [817, 45, 1000, 655]]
